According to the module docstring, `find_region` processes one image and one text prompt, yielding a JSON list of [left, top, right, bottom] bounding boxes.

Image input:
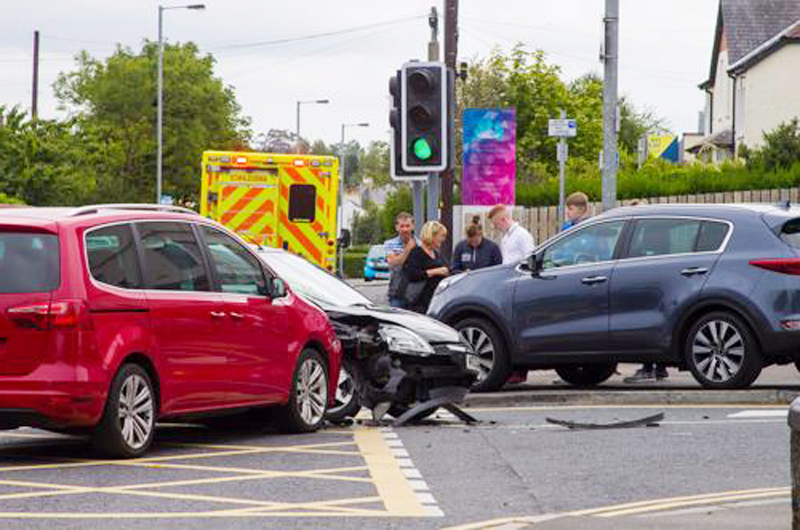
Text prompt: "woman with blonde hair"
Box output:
[[400, 220, 450, 313]]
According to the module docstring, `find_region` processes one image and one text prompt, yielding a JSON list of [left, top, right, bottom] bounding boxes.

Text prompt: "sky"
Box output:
[[1, 1, 719, 148]]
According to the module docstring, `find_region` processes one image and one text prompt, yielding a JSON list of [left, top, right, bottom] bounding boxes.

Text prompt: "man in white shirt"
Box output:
[[488, 204, 536, 264]]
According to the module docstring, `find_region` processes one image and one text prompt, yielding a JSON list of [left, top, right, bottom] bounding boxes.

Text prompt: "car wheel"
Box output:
[[684, 311, 761, 389], [92, 364, 156, 458], [276, 349, 329, 433], [555, 363, 617, 387], [455, 317, 510, 392], [325, 359, 362, 422]]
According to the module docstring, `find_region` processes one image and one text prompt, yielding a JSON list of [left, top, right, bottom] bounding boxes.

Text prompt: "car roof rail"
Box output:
[[70, 204, 199, 217]]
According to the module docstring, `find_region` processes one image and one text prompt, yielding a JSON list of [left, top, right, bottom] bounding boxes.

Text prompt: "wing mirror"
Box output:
[[270, 278, 288, 299], [527, 253, 542, 275]]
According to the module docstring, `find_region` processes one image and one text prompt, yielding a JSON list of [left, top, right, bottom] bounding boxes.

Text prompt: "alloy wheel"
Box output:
[[117, 374, 154, 451], [459, 326, 495, 384], [296, 358, 328, 425], [692, 319, 745, 383]]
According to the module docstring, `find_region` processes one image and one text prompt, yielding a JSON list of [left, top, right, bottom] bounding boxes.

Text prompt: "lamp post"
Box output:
[[338, 122, 369, 274], [295, 99, 329, 153], [157, 3, 205, 204]]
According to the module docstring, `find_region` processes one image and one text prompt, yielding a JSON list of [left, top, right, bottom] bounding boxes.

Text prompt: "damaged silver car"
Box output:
[[255, 248, 478, 424]]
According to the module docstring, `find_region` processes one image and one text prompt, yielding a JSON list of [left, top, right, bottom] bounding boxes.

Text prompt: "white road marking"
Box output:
[[727, 410, 788, 419], [378, 429, 444, 516]]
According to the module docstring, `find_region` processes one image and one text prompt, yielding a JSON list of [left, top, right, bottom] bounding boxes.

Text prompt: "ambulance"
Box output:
[[200, 151, 340, 272]]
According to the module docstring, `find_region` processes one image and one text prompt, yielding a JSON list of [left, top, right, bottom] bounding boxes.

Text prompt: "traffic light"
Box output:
[[389, 69, 425, 181], [401, 61, 448, 172]]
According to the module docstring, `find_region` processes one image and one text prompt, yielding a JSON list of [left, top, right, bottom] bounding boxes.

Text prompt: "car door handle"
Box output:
[[681, 267, 709, 276], [210, 311, 226, 320], [229, 312, 245, 321], [581, 276, 608, 285]]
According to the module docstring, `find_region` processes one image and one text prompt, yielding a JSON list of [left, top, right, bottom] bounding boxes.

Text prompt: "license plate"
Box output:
[[375, 272, 390, 279], [466, 354, 481, 372]]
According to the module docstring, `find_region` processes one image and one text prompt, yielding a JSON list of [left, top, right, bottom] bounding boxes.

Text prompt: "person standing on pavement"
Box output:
[[561, 191, 592, 231], [488, 205, 536, 265], [452, 216, 503, 273], [385, 212, 419, 308], [401, 221, 450, 314]]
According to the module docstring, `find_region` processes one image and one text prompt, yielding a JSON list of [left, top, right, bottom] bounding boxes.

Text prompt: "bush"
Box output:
[[515, 160, 800, 206], [0, 192, 24, 204]]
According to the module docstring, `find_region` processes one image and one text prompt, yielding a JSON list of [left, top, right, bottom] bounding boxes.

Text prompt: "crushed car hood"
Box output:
[[320, 303, 462, 345]]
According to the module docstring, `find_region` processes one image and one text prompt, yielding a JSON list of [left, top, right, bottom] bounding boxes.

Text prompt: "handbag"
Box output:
[[400, 276, 427, 305]]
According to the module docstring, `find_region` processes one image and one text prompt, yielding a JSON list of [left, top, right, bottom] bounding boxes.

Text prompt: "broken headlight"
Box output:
[[378, 324, 435, 356]]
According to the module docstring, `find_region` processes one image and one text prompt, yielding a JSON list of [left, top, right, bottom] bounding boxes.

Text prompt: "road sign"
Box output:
[[548, 118, 577, 138]]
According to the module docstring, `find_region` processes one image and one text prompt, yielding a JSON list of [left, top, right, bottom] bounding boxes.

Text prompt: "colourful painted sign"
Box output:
[[647, 134, 679, 163], [462, 109, 517, 206]]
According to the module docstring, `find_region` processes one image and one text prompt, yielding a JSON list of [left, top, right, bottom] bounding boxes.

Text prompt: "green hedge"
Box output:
[[342, 250, 367, 279], [515, 161, 800, 207]]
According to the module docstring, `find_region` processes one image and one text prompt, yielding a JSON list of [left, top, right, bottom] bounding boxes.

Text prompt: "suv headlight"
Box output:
[[378, 324, 435, 356], [435, 272, 466, 295]]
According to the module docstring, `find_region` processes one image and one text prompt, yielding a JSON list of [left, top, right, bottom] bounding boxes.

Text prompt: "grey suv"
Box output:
[[428, 204, 800, 390]]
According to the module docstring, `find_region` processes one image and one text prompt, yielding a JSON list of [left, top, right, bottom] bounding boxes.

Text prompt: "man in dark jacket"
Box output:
[[452, 216, 503, 273]]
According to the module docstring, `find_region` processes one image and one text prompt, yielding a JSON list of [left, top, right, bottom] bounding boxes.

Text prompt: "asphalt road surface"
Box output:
[[0, 404, 789, 529]]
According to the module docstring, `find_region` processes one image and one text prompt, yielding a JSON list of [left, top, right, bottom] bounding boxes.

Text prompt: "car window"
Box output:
[[138, 222, 210, 292], [0, 232, 59, 294], [86, 224, 142, 289], [288, 184, 316, 223], [201, 226, 267, 295], [627, 219, 701, 258], [696, 221, 730, 252], [367, 245, 386, 259], [542, 221, 625, 270]]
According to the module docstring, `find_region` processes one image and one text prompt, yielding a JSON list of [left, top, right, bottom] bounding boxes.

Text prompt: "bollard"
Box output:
[[789, 398, 800, 530]]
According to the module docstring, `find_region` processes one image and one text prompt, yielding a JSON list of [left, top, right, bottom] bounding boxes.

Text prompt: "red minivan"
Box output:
[[0, 204, 341, 457]]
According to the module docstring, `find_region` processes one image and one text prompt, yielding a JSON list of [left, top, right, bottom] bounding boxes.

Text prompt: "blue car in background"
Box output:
[[364, 244, 390, 281]]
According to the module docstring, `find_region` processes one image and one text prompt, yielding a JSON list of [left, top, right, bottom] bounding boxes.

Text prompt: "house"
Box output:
[[690, 0, 800, 162]]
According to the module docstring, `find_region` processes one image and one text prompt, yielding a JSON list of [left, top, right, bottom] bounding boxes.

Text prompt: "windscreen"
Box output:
[[262, 251, 371, 307], [0, 232, 59, 294]]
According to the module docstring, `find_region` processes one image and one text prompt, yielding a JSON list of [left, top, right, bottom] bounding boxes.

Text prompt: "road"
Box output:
[[0, 404, 789, 529]]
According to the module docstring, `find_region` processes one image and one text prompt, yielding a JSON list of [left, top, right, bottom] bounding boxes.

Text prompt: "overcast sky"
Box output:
[[1, 1, 718, 148]]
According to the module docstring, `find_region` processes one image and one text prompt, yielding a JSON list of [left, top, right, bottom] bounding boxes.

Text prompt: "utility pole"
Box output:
[[31, 30, 39, 119], [441, 0, 458, 260], [601, 0, 619, 212], [426, 7, 440, 224], [557, 109, 567, 223]]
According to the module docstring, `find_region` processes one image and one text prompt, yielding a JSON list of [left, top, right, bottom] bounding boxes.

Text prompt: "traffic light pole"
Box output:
[[441, 0, 458, 260], [426, 7, 440, 224]]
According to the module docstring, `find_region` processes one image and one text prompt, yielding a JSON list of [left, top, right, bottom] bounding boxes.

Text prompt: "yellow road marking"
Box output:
[[0, 428, 435, 519], [354, 428, 430, 517]]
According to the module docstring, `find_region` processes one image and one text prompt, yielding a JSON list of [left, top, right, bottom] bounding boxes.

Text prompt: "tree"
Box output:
[[331, 140, 364, 190], [361, 141, 391, 188], [751, 118, 800, 171], [55, 42, 250, 204]]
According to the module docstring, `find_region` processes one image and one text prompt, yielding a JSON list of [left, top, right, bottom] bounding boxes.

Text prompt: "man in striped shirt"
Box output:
[[384, 212, 419, 308]]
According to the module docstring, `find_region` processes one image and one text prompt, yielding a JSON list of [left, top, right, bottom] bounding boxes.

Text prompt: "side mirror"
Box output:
[[270, 278, 288, 299], [338, 229, 351, 250], [527, 253, 541, 275]]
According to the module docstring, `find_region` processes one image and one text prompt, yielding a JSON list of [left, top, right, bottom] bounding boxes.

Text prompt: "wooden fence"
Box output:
[[453, 187, 800, 246]]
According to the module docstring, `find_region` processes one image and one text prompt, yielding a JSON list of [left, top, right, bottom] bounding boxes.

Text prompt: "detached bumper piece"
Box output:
[[391, 386, 478, 427]]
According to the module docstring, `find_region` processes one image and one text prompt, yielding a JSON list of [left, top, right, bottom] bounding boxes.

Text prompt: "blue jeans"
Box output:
[[389, 297, 406, 308]]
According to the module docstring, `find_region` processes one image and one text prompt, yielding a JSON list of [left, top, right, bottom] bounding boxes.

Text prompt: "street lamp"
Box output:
[[338, 122, 369, 274], [295, 99, 329, 153], [157, 3, 205, 204]]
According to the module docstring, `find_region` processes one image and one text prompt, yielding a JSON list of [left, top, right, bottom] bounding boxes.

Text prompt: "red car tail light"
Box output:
[[7, 300, 92, 330], [749, 258, 800, 275]]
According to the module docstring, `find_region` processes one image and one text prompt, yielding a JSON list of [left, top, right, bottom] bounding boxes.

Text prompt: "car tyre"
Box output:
[[454, 317, 510, 392], [92, 363, 156, 458], [325, 359, 362, 423], [276, 349, 329, 433], [555, 363, 617, 387], [684, 311, 761, 389]]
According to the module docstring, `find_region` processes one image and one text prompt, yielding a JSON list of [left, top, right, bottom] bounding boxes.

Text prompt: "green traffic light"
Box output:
[[413, 138, 433, 161]]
